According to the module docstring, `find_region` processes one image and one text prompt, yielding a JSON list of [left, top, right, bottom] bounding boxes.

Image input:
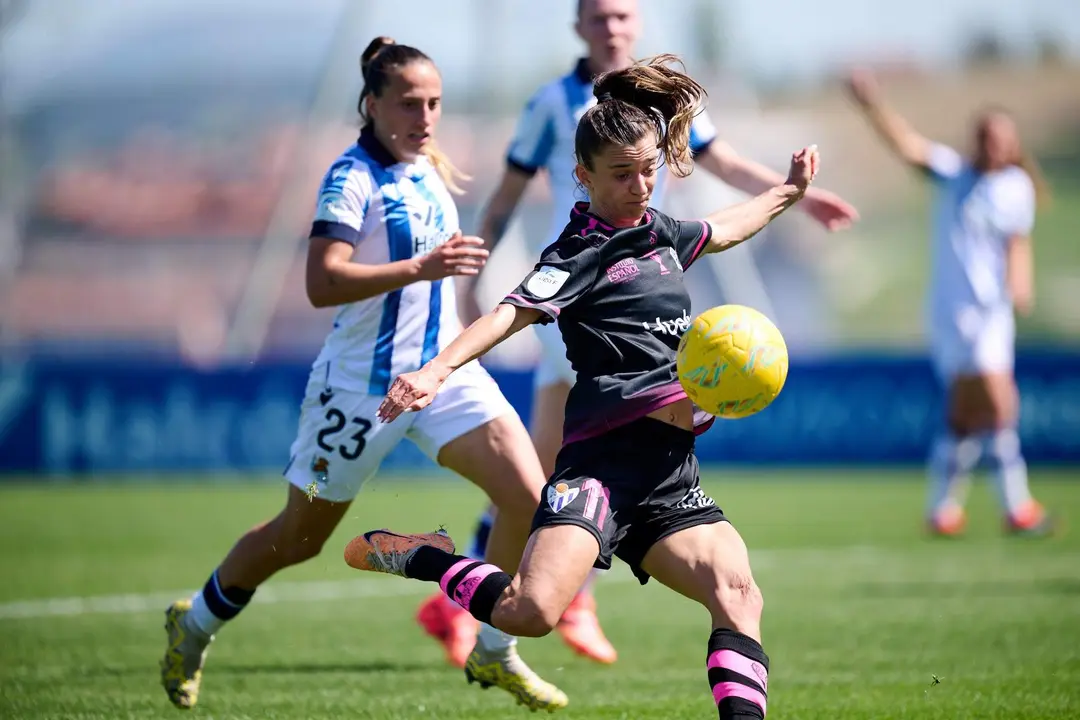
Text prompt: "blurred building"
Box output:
[[1, 0, 1079, 368]]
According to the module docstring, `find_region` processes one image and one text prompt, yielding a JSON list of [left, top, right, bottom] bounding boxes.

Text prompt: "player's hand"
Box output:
[[786, 145, 819, 193], [846, 68, 881, 107], [376, 366, 444, 423], [802, 188, 859, 231], [416, 232, 489, 281]]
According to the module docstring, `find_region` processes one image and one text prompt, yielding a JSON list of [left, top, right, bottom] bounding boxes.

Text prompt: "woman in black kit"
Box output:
[[348, 54, 817, 719]]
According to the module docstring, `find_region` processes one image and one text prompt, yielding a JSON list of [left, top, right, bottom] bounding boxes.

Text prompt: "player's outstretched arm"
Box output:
[[306, 232, 489, 308], [695, 140, 858, 232], [847, 69, 935, 171], [376, 303, 543, 422], [700, 145, 818, 256]]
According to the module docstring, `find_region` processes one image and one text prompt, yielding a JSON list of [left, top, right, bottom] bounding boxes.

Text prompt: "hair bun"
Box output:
[[360, 36, 396, 75]]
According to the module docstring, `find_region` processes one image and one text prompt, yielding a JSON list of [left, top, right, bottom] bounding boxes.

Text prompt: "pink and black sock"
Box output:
[[707, 629, 770, 719], [406, 546, 511, 625]]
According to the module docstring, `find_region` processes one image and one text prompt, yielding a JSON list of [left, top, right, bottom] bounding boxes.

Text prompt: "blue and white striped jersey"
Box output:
[[309, 126, 463, 396], [507, 58, 718, 252]]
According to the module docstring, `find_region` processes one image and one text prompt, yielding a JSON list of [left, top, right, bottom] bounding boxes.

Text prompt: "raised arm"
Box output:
[[699, 145, 818, 256], [695, 140, 858, 232], [847, 69, 934, 171], [376, 303, 542, 422]]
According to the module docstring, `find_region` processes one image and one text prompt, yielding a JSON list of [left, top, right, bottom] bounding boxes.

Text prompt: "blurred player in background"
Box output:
[[417, 0, 860, 668], [847, 69, 1053, 537], [159, 37, 568, 712], [352, 54, 818, 720]]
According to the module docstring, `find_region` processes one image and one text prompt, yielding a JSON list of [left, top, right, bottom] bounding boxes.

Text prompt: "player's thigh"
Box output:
[[640, 520, 763, 635], [276, 483, 354, 553], [938, 312, 1017, 431], [948, 372, 1017, 433], [284, 376, 410, 503], [411, 362, 546, 511]]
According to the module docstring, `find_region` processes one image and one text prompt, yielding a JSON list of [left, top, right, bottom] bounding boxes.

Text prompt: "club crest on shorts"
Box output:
[[311, 456, 330, 484], [546, 482, 579, 512]]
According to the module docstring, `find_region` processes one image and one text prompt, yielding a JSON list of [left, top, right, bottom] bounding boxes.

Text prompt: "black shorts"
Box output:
[[531, 416, 727, 585]]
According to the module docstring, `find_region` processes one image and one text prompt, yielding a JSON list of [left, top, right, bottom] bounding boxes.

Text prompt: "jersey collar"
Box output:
[[572, 57, 593, 85], [357, 125, 398, 168]]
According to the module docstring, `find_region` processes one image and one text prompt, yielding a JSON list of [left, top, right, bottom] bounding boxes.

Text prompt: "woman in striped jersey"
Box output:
[[159, 37, 568, 713]]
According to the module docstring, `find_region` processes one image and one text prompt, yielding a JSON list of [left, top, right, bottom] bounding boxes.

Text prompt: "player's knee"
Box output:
[[497, 596, 560, 638], [709, 568, 764, 628]]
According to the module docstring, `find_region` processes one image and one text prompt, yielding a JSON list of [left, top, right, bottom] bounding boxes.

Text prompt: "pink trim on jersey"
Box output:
[[503, 294, 561, 317], [571, 203, 615, 232], [687, 220, 711, 267], [711, 682, 767, 715], [438, 559, 475, 596], [562, 382, 688, 445]]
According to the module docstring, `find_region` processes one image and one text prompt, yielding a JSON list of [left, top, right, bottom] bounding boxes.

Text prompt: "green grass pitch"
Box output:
[[1, 469, 1078, 719]]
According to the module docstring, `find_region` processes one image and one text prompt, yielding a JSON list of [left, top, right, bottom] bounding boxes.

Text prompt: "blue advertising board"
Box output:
[[0, 353, 1077, 475]]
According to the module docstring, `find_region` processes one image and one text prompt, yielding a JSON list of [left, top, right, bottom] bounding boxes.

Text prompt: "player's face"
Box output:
[[576, 0, 640, 68], [576, 133, 659, 227], [975, 113, 1020, 171], [366, 61, 443, 163]]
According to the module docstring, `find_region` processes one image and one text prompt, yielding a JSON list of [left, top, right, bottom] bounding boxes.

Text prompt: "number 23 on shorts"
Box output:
[[316, 403, 372, 461]]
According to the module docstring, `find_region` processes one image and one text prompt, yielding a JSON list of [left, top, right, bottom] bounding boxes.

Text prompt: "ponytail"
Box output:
[[576, 54, 707, 177], [423, 139, 471, 195]]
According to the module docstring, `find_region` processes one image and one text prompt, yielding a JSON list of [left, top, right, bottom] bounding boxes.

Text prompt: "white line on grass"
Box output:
[[0, 546, 887, 621]]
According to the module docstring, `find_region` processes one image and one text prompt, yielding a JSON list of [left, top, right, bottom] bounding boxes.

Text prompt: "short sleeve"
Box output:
[[992, 169, 1036, 237], [689, 109, 718, 157], [506, 89, 556, 176], [501, 243, 599, 324], [926, 143, 965, 182], [310, 158, 372, 245], [652, 211, 712, 269]]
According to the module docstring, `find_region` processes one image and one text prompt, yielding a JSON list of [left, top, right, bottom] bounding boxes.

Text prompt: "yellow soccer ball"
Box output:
[[676, 304, 789, 419]]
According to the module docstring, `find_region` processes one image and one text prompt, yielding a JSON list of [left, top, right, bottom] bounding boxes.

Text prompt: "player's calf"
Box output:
[[705, 571, 768, 718]]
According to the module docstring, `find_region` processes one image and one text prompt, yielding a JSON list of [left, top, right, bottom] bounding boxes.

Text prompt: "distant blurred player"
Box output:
[[847, 69, 1052, 537], [418, 0, 860, 668], [159, 37, 567, 712]]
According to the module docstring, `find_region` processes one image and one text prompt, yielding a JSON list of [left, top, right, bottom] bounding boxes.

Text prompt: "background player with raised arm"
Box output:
[[847, 69, 1053, 537], [350, 54, 818, 720], [417, 0, 860, 668], [158, 37, 567, 713]]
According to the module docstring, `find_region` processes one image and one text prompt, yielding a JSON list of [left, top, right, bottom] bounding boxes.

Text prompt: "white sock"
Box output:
[[477, 622, 516, 652], [578, 567, 601, 594], [926, 433, 982, 518], [981, 428, 1032, 515], [187, 591, 225, 637]]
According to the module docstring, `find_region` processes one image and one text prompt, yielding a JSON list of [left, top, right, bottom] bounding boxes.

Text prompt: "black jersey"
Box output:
[[502, 202, 715, 445]]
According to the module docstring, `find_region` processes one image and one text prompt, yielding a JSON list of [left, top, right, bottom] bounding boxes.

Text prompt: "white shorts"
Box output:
[[284, 361, 516, 503], [533, 320, 574, 390], [930, 305, 1016, 382]]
